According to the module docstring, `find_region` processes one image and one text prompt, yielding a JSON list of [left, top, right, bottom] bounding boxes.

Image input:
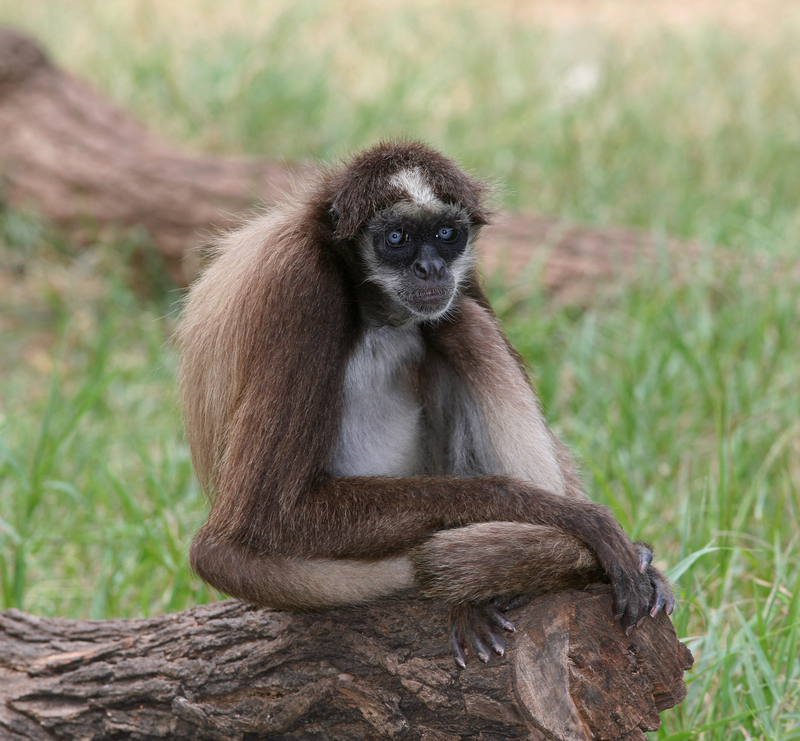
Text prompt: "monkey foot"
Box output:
[[493, 592, 537, 613], [449, 601, 516, 668]]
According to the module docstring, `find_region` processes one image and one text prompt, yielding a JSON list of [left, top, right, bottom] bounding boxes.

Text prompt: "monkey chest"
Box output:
[[328, 326, 424, 477]]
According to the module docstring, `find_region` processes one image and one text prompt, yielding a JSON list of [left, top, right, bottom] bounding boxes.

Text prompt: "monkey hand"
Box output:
[[448, 601, 516, 669]]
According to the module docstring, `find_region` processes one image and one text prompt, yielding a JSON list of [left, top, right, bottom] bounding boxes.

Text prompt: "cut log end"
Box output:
[[513, 586, 692, 741]]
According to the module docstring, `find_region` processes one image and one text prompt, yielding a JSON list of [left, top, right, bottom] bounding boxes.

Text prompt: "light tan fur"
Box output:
[[391, 167, 442, 207], [178, 208, 303, 492], [430, 297, 567, 496]]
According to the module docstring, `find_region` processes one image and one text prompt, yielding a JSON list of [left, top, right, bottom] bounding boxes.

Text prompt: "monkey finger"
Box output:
[[610, 568, 632, 623], [492, 593, 515, 612], [612, 571, 653, 633], [643, 564, 675, 618], [649, 575, 676, 618], [468, 629, 492, 664], [634, 541, 654, 574], [484, 625, 506, 657], [450, 624, 469, 669], [485, 604, 516, 633], [648, 591, 667, 619], [493, 592, 533, 614]]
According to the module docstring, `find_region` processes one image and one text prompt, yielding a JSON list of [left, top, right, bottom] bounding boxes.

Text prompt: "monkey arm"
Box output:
[[195, 462, 649, 625], [205, 473, 632, 561], [421, 294, 669, 627]]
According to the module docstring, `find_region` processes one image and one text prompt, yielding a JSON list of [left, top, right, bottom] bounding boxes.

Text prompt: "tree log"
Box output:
[[0, 27, 700, 299], [0, 27, 309, 283], [0, 585, 692, 741]]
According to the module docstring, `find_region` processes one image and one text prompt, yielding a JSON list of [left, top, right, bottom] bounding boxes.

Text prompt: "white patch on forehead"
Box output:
[[390, 168, 442, 207]]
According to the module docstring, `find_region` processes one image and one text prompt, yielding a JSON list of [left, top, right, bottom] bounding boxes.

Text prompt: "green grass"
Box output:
[[1, 1, 799, 738], [499, 264, 800, 738], [3, 1, 800, 249]]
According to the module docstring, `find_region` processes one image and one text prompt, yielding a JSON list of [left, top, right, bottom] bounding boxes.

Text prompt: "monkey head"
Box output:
[[323, 141, 491, 325]]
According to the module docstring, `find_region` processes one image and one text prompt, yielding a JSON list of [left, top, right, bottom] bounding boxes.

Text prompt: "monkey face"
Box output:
[[360, 202, 476, 322]]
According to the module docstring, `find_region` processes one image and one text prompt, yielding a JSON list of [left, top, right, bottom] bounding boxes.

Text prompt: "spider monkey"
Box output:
[[178, 141, 673, 666]]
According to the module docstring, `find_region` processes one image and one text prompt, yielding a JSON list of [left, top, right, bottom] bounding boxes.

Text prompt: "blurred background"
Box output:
[[1, 1, 799, 737]]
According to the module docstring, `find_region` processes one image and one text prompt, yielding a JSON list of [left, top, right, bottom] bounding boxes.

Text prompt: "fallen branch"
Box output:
[[0, 27, 306, 283], [0, 585, 692, 741], [1, 27, 701, 299]]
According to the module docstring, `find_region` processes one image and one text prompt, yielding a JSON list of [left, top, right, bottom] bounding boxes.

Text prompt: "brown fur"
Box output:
[[413, 522, 603, 604], [322, 140, 492, 241], [178, 141, 667, 645]]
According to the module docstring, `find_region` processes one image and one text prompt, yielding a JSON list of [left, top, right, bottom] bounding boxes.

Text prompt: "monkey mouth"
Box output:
[[405, 287, 454, 315]]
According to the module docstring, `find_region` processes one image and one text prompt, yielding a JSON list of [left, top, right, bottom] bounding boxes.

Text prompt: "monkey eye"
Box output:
[[436, 226, 458, 242], [386, 228, 408, 246]]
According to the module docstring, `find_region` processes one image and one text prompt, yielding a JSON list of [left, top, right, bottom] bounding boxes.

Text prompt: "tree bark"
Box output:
[[0, 585, 692, 741], [0, 27, 699, 299]]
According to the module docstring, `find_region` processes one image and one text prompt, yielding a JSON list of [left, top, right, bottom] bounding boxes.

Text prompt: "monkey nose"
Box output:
[[413, 257, 446, 281]]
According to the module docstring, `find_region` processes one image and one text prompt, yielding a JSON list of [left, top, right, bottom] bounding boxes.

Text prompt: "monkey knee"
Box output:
[[412, 523, 539, 602], [189, 534, 239, 597]]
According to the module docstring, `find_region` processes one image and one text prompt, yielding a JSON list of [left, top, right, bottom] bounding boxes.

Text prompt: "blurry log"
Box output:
[[0, 27, 699, 298], [0, 27, 308, 283], [0, 585, 691, 741]]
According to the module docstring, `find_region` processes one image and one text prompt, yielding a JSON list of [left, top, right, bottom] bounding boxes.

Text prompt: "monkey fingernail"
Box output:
[[625, 624, 635, 636], [637, 615, 647, 628], [470, 632, 492, 663], [451, 626, 469, 668], [496, 616, 515, 632]]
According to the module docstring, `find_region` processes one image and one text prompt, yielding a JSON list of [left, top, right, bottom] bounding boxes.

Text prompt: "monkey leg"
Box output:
[[413, 522, 605, 666], [412, 523, 674, 665], [412, 521, 604, 604], [190, 536, 415, 610]]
